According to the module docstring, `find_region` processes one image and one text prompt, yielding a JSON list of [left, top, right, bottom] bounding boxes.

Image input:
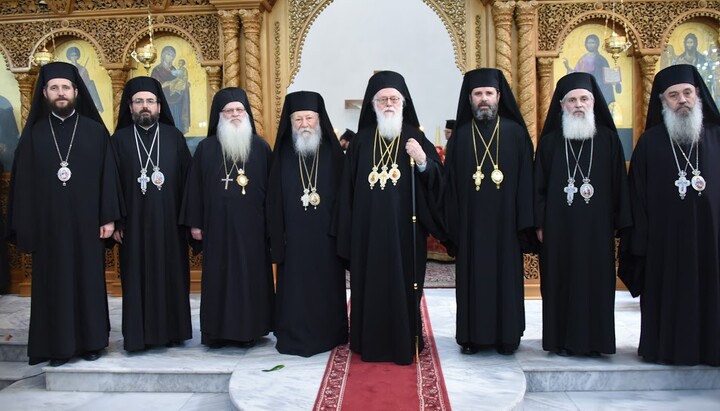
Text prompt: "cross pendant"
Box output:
[[137, 173, 150, 194], [675, 175, 690, 199], [472, 167, 484, 191], [222, 175, 233, 190], [564, 183, 578, 205], [301, 189, 310, 210]]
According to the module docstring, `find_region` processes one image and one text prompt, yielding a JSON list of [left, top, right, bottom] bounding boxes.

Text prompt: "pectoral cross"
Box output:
[[564, 180, 578, 205], [301, 188, 310, 210], [221, 175, 233, 190], [472, 166, 484, 191], [379, 165, 389, 190], [675, 173, 690, 199], [137, 173, 150, 195]]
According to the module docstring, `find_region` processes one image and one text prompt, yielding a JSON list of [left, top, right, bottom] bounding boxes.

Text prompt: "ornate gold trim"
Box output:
[[421, 0, 467, 72]]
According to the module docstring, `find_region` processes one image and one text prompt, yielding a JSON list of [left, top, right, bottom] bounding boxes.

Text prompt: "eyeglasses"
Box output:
[[374, 96, 402, 105], [222, 107, 246, 115], [132, 98, 158, 105]]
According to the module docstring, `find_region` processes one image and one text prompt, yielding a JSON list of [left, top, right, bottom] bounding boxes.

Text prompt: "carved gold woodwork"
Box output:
[[536, 57, 555, 136], [492, 1, 515, 86], [108, 69, 130, 127], [219, 10, 241, 88], [422, 0, 467, 72], [206, 65, 222, 96], [239, 8, 264, 137], [516, 1, 539, 145], [638, 54, 661, 136]]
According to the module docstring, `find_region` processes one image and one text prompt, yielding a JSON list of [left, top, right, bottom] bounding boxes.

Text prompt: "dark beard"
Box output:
[[48, 99, 75, 118], [132, 111, 159, 128]]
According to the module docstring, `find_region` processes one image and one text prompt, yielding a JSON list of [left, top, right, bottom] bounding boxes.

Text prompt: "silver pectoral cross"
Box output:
[[675, 173, 690, 199], [301, 188, 310, 210], [564, 181, 578, 205], [137, 172, 150, 195], [222, 175, 233, 190]]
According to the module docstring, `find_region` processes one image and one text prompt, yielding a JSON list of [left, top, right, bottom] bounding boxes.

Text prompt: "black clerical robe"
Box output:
[[112, 123, 192, 351], [444, 118, 534, 350], [270, 145, 347, 357], [181, 135, 273, 344], [620, 123, 720, 366], [535, 126, 631, 355], [9, 113, 122, 364], [336, 124, 444, 365]]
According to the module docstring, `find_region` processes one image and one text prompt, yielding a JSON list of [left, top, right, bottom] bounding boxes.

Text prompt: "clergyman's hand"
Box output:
[[536, 228, 543, 243], [191, 227, 203, 241], [405, 138, 427, 166], [112, 229, 124, 244], [100, 222, 115, 239]]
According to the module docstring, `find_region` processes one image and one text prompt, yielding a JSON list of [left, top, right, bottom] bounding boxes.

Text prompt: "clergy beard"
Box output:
[[47, 97, 76, 118], [376, 111, 403, 140], [292, 124, 322, 158], [217, 115, 253, 163], [561, 109, 597, 140], [662, 97, 703, 145], [472, 102, 498, 121], [132, 111, 160, 128]]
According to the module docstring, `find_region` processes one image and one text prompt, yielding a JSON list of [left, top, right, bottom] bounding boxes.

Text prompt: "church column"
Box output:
[[239, 8, 265, 137], [15, 72, 37, 126], [515, 0, 539, 144], [638, 54, 660, 136], [206, 65, 222, 96], [493, 1, 515, 86], [219, 10, 241, 88], [108, 69, 129, 128], [537, 57, 555, 140]]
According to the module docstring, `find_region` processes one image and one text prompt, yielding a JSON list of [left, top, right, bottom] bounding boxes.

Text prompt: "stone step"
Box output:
[[0, 361, 44, 390], [0, 329, 28, 362]]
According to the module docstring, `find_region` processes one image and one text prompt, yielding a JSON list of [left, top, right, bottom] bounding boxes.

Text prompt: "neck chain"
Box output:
[[133, 124, 163, 194], [221, 154, 248, 195], [564, 137, 594, 205], [299, 147, 321, 210], [368, 129, 401, 190], [669, 137, 705, 199], [48, 114, 79, 186], [471, 117, 503, 189]]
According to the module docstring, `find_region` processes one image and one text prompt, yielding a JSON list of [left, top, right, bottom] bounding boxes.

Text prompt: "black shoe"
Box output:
[[555, 348, 573, 357], [588, 351, 601, 358], [48, 359, 68, 367], [237, 339, 256, 348], [82, 350, 101, 361], [207, 340, 226, 349], [460, 344, 478, 355], [496, 345, 516, 355]]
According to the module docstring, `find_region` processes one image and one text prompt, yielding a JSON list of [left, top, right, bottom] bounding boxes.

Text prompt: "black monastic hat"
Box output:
[[207, 87, 257, 138], [540, 72, 616, 140], [445, 119, 456, 129], [116, 76, 175, 130], [357, 70, 420, 131], [645, 64, 720, 130]]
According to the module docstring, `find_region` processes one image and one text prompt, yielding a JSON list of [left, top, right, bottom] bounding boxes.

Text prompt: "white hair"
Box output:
[[661, 96, 703, 145], [561, 108, 597, 140], [217, 114, 253, 163], [292, 123, 322, 158]]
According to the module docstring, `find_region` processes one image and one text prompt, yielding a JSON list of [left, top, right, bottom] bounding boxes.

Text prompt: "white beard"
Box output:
[[292, 124, 322, 158], [561, 109, 597, 140], [376, 111, 403, 140], [662, 97, 703, 145], [217, 115, 252, 163]]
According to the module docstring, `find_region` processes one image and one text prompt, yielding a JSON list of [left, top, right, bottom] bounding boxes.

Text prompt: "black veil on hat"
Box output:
[[357, 70, 420, 131], [22, 61, 105, 138], [540, 72, 616, 140], [445, 119, 455, 129], [267, 91, 344, 262], [455, 68, 527, 131], [207, 87, 257, 138], [644, 64, 720, 130], [116, 76, 175, 130]]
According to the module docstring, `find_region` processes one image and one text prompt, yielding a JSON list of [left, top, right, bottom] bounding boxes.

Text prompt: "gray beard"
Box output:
[[662, 97, 703, 145], [561, 109, 597, 140], [473, 104, 498, 122], [376, 111, 403, 140], [217, 115, 253, 163], [292, 124, 322, 158]]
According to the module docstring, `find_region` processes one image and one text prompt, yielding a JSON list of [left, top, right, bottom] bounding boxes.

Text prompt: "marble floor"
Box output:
[[0, 289, 719, 410]]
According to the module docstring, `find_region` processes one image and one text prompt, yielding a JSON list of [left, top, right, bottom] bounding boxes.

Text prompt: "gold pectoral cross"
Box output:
[[472, 166, 484, 191]]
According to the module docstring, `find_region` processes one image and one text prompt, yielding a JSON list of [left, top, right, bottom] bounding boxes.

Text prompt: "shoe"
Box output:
[[460, 344, 478, 355], [207, 340, 226, 349], [496, 345, 515, 355], [82, 350, 101, 361], [237, 339, 256, 348], [588, 351, 601, 358], [555, 348, 573, 357], [48, 359, 68, 367]]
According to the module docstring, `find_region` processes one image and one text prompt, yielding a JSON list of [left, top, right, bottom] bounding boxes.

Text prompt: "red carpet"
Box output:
[[314, 297, 451, 410]]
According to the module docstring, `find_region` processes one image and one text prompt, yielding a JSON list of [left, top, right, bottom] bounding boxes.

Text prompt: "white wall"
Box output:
[[288, 0, 463, 146]]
